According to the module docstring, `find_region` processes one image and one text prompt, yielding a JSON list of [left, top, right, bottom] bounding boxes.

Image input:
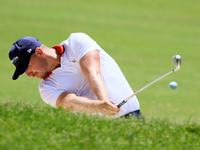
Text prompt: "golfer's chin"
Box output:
[[34, 73, 47, 79], [42, 72, 51, 79], [33, 75, 43, 79]]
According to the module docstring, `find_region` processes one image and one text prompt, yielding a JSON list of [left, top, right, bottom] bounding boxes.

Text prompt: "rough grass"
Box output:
[[1, 99, 200, 150]]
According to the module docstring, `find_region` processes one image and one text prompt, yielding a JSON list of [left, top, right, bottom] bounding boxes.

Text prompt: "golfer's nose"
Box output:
[[25, 70, 33, 77]]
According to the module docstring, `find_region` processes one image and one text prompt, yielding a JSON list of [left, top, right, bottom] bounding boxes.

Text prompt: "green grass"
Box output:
[[1, 99, 200, 150], [0, 0, 200, 149]]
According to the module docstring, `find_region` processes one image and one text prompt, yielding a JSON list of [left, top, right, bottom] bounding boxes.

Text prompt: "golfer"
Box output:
[[9, 33, 141, 118]]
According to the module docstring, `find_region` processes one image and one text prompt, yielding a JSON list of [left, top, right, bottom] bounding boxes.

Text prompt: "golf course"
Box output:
[[0, 0, 200, 149]]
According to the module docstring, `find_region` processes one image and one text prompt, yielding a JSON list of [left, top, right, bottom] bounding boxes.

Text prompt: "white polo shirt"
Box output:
[[39, 33, 140, 117]]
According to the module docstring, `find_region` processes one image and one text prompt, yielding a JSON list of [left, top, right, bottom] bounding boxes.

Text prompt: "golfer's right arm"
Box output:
[[56, 91, 120, 115]]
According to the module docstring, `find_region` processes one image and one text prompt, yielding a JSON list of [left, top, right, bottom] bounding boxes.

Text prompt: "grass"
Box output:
[[0, 0, 200, 149], [1, 99, 200, 150]]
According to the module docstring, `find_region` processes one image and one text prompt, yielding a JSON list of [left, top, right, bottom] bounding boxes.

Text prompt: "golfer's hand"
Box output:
[[98, 99, 121, 115]]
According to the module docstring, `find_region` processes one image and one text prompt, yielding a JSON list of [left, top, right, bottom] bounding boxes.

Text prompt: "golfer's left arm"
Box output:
[[79, 50, 109, 100]]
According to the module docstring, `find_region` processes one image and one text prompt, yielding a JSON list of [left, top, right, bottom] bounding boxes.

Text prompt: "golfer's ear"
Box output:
[[35, 48, 45, 57]]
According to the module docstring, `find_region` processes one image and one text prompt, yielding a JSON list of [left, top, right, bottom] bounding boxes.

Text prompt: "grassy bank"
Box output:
[[1, 99, 200, 150]]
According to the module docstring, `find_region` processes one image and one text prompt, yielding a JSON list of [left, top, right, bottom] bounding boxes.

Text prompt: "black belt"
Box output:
[[121, 110, 143, 119]]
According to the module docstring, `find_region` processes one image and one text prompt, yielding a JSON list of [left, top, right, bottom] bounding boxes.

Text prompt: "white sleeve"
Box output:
[[62, 33, 102, 61], [39, 80, 66, 108]]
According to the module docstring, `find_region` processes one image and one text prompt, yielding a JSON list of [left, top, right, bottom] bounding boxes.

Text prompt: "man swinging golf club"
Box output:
[[9, 33, 141, 118]]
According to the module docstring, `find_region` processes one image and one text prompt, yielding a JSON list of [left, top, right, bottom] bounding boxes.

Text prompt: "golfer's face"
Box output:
[[25, 53, 49, 79]]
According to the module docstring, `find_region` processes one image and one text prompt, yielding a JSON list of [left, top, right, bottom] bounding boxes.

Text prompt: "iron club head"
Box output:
[[172, 55, 181, 72]]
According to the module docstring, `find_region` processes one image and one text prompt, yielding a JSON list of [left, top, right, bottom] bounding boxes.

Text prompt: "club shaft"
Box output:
[[117, 70, 174, 108]]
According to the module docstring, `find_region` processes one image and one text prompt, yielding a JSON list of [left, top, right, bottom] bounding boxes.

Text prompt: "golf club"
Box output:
[[117, 54, 182, 108]]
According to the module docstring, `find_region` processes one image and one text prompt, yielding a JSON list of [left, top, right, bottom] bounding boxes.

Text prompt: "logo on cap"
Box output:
[[11, 56, 19, 64], [27, 49, 32, 53]]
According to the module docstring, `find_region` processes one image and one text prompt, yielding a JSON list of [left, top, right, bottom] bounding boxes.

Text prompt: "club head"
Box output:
[[172, 55, 181, 72]]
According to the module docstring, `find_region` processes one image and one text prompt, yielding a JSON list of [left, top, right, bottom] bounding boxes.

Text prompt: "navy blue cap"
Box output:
[[9, 37, 42, 80]]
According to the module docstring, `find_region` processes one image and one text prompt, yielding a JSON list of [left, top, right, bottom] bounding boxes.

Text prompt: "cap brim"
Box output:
[[12, 58, 30, 80]]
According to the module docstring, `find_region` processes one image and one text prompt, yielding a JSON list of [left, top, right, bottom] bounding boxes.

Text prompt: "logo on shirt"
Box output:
[[71, 59, 77, 63]]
